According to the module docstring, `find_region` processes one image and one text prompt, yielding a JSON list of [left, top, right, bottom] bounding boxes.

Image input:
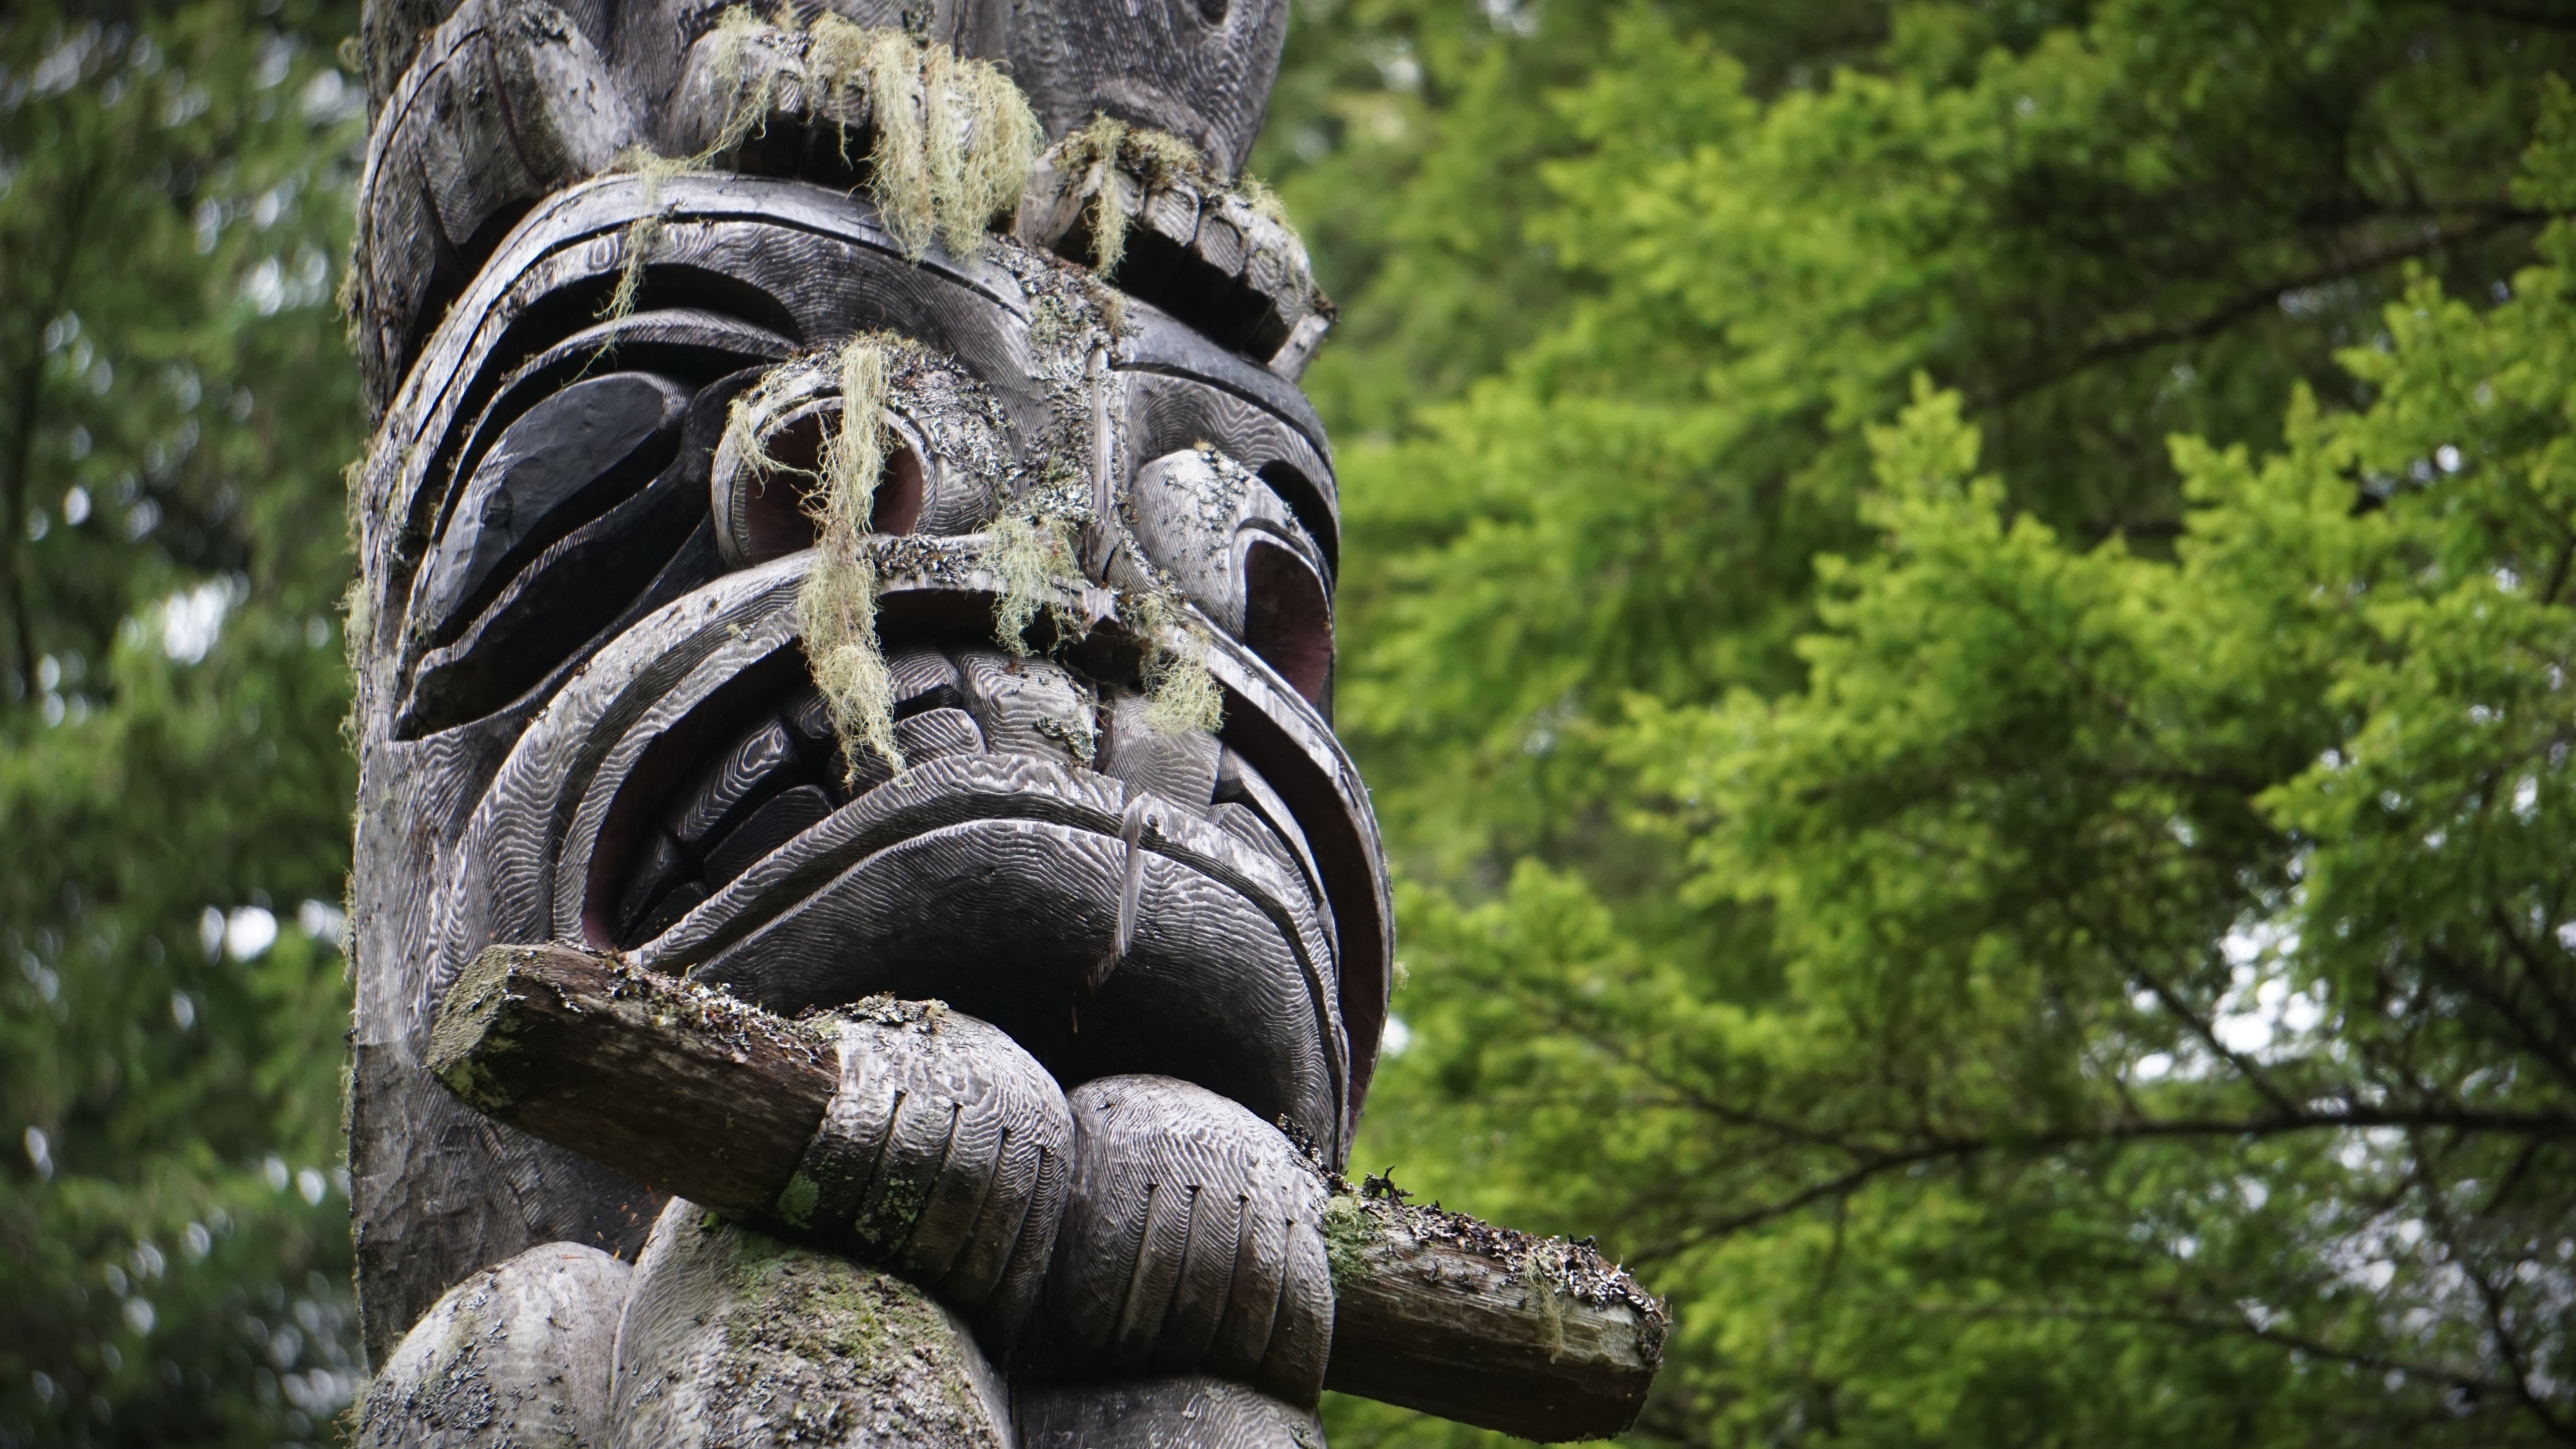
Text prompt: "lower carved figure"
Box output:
[[339, 0, 1660, 1442]]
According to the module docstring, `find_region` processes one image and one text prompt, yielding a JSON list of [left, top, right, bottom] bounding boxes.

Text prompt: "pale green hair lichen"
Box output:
[[1126, 583, 1224, 735], [599, 6, 1042, 329], [842, 18, 1042, 260], [598, 147, 702, 324], [1059, 114, 1209, 275], [793, 333, 907, 781], [987, 510, 1081, 655]]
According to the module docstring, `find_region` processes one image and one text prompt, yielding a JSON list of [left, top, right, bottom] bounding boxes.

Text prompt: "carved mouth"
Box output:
[[465, 552, 1388, 1150], [572, 603, 1349, 1154]]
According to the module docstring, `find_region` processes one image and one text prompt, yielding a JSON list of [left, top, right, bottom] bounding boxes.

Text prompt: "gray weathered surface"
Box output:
[[358, 1241, 632, 1448], [353, 0, 640, 410], [1036, 1076, 1333, 1406], [423, 945, 1665, 1439], [347, 0, 1656, 1437], [1003, 0, 1285, 179], [1321, 1191, 1668, 1441], [614, 1197, 1018, 1449], [789, 1003, 1073, 1345], [1017, 1375, 1326, 1449]]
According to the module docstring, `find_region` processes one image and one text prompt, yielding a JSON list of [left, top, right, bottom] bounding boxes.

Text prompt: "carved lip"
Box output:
[[622, 749, 1349, 1157]]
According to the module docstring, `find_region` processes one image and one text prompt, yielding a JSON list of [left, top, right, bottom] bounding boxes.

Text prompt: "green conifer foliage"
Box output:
[[0, 3, 365, 1442], [1261, 3, 2576, 1444]]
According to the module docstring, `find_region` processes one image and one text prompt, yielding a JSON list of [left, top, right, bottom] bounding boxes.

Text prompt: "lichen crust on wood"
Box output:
[[1316, 1180, 1668, 1441]]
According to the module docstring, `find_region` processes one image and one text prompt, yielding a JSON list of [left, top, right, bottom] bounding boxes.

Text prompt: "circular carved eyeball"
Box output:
[[711, 402, 936, 569]]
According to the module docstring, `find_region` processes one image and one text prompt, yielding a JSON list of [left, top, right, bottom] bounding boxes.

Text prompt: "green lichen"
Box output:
[[1521, 1243, 1570, 1360], [596, 146, 700, 324], [795, 334, 905, 780], [773, 1169, 821, 1230], [705, 1231, 990, 1436], [1057, 114, 1206, 275], [1320, 1192, 1380, 1291], [987, 509, 1081, 654], [594, 8, 1040, 334], [1125, 584, 1224, 736], [701, 8, 1039, 261]]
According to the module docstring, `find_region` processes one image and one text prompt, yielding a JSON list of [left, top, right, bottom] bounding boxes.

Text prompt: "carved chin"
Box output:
[[452, 552, 1353, 1159]]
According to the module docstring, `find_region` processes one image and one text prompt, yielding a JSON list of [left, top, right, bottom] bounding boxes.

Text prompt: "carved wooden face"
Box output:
[[343, 0, 1383, 1357]]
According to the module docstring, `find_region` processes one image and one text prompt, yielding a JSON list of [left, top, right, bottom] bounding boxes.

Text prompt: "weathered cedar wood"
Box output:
[[348, 0, 1656, 1439], [428, 944, 1665, 1440]]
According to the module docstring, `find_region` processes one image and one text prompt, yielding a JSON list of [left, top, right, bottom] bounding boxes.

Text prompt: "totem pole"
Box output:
[[339, 0, 1662, 1442]]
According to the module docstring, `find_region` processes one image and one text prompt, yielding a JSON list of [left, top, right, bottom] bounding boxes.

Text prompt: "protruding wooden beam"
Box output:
[[428, 943, 1667, 1441], [1320, 1188, 1667, 1440]]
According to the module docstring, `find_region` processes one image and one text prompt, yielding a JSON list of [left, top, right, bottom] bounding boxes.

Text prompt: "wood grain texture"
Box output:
[[1320, 1190, 1668, 1442], [617, 0, 1015, 143], [1124, 372, 1336, 574], [355, 176, 1045, 597], [1034, 1075, 1333, 1406], [1004, 0, 1288, 178], [1015, 1375, 1325, 1449], [428, 943, 838, 1213], [953, 649, 1096, 767], [1018, 147, 1336, 377], [1096, 690, 1221, 813], [357, 1241, 632, 1448], [788, 1004, 1072, 1340], [426, 946, 1665, 1439], [354, 0, 640, 406]]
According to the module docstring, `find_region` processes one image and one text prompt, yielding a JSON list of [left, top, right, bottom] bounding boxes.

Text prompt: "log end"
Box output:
[[426, 944, 573, 1115], [1320, 1188, 1667, 1442], [426, 943, 837, 1216]]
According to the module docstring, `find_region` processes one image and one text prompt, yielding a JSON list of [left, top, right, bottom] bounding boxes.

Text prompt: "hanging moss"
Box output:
[[791, 334, 906, 781], [596, 147, 702, 324], [1123, 583, 1224, 735], [1051, 116, 1312, 286], [1057, 114, 1206, 275], [596, 8, 1042, 334], [711, 7, 781, 143], [986, 509, 1081, 655]]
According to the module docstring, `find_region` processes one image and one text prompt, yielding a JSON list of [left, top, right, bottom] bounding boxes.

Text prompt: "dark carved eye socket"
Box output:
[[1242, 536, 1331, 704], [714, 406, 930, 568], [414, 372, 690, 643]]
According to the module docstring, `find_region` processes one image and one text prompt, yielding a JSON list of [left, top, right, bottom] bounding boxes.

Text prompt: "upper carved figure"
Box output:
[[343, 0, 1391, 1442]]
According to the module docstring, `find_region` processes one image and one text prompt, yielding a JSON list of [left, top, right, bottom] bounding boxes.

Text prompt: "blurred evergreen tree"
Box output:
[[0, 2, 367, 1443], [1252, 1, 2576, 1445]]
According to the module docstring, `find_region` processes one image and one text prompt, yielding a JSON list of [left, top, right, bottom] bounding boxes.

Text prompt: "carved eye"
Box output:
[[413, 372, 691, 642], [1127, 447, 1334, 703], [710, 403, 934, 569]]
